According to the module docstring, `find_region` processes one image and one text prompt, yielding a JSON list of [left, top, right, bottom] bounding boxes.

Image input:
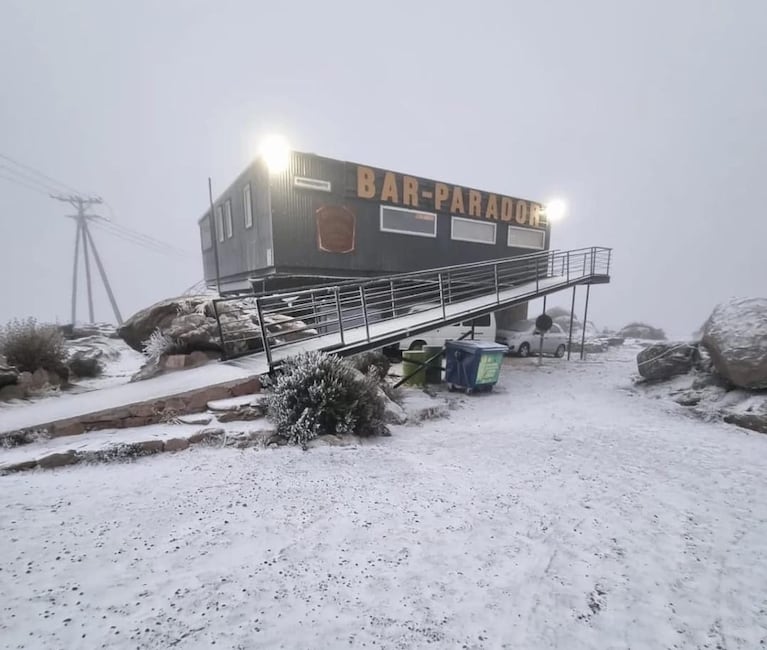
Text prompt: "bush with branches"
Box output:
[[0, 318, 67, 373], [267, 351, 388, 449]]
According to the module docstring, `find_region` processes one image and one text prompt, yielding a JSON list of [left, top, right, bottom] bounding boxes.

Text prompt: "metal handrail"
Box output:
[[213, 246, 612, 362]]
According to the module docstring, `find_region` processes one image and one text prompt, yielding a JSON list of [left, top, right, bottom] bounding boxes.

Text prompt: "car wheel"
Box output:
[[518, 343, 530, 358], [555, 344, 566, 358], [409, 340, 426, 351]]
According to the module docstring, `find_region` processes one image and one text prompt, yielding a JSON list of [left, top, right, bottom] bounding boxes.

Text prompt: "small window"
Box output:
[[200, 217, 212, 250], [215, 206, 224, 242], [507, 225, 545, 250], [380, 206, 437, 238], [224, 199, 233, 238], [243, 184, 253, 228], [462, 314, 491, 327], [451, 216, 496, 244]]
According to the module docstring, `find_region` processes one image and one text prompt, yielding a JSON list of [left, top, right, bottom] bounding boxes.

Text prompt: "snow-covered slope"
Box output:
[[1, 345, 765, 649]]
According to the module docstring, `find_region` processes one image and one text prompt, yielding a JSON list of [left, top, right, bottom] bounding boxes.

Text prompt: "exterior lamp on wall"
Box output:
[[259, 134, 291, 174], [544, 198, 567, 223]]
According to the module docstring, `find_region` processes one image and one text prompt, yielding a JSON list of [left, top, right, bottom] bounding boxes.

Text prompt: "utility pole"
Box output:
[[50, 194, 123, 326]]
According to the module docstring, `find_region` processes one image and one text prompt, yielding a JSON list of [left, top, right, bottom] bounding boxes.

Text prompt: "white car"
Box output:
[[396, 305, 496, 351], [495, 320, 568, 358]]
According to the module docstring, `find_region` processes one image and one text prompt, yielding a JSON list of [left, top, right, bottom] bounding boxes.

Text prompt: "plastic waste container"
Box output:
[[401, 350, 427, 386], [444, 340, 507, 393], [423, 345, 443, 384]]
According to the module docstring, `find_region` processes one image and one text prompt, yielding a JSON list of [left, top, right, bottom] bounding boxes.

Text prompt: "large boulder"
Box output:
[[701, 297, 767, 390], [117, 295, 215, 352], [637, 342, 700, 381]]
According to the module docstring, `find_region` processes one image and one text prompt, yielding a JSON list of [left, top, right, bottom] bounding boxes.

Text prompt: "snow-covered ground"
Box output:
[[1, 345, 766, 649]]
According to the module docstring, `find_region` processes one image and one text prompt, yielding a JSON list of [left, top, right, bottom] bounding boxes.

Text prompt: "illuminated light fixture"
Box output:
[[543, 199, 567, 222], [259, 134, 291, 173]]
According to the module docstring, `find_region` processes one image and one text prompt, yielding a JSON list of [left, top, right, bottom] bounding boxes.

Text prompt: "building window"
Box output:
[[294, 176, 332, 192], [243, 184, 253, 228], [224, 199, 233, 238], [507, 225, 545, 250], [451, 216, 496, 244], [379, 205, 437, 238], [215, 205, 224, 242], [200, 217, 212, 250]]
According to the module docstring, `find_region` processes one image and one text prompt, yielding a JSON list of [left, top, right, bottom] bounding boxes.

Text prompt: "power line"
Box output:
[[0, 171, 52, 197], [90, 219, 196, 258], [0, 152, 82, 195], [0, 164, 62, 194]]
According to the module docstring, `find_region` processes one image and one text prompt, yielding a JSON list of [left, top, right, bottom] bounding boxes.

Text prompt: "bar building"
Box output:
[[199, 150, 551, 295]]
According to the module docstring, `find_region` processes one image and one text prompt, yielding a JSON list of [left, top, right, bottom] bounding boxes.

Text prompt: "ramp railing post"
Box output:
[[607, 248, 612, 275], [536, 258, 540, 293], [389, 279, 396, 318], [566, 251, 571, 283], [591, 247, 596, 276], [360, 285, 371, 342], [494, 263, 500, 303], [334, 287, 345, 346], [438, 272, 446, 320], [255, 297, 273, 368]]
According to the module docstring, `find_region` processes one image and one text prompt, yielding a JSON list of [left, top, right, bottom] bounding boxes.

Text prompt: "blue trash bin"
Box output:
[[444, 340, 508, 393]]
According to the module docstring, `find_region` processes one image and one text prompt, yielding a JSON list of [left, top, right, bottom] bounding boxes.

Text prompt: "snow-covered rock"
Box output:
[[619, 322, 667, 340], [636, 342, 699, 381], [702, 297, 767, 390]]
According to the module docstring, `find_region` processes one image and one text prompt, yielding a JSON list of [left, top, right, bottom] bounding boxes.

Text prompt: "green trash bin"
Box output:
[[423, 345, 443, 384], [401, 350, 427, 386]]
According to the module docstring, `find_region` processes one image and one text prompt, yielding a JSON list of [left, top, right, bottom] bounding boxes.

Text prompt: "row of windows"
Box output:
[[379, 206, 546, 250], [201, 183, 255, 250]]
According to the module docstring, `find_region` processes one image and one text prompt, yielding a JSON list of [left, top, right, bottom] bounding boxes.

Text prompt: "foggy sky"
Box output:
[[1, 0, 765, 338]]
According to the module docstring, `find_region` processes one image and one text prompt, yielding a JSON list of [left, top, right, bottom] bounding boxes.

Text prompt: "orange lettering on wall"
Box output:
[[515, 200, 528, 225], [468, 190, 482, 217], [450, 187, 465, 214], [435, 183, 449, 211], [485, 194, 498, 220], [357, 166, 376, 199], [403, 176, 419, 207], [380, 172, 399, 203], [501, 197, 513, 221], [528, 203, 541, 227]]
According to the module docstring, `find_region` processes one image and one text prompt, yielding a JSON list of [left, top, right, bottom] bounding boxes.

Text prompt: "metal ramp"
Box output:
[[215, 246, 612, 368], [0, 247, 610, 437]]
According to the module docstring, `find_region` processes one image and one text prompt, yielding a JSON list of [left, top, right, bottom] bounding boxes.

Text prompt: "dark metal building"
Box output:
[[199, 151, 551, 294]]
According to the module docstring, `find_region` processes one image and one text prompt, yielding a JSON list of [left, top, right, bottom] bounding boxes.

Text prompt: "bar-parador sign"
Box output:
[[353, 165, 545, 229]]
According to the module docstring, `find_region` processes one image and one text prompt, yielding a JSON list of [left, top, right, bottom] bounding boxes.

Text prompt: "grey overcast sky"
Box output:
[[1, 0, 765, 337]]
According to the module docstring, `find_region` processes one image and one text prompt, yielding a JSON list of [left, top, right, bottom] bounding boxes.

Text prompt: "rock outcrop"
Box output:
[[619, 322, 667, 340], [637, 342, 700, 381], [118, 294, 316, 357], [701, 297, 767, 390]]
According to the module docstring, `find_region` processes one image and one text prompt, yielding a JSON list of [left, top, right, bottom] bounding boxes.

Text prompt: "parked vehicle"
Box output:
[[495, 320, 568, 357], [396, 305, 496, 351]]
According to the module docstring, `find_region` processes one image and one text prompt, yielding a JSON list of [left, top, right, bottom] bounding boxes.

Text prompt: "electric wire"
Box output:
[[0, 171, 52, 197], [0, 152, 83, 195]]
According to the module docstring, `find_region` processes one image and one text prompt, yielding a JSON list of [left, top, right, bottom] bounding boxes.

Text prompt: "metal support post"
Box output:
[[334, 287, 345, 346], [580, 284, 591, 360], [359, 286, 371, 341], [567, 286, 577, 360], [208, 177, 222, 295], [255, 297, 273, 367], [213, 299, 227, 359], [494, 264, 500, 303], [438, 273, 446, 320], [566, 251, 570, 283], [389, 279, 396, 317]]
